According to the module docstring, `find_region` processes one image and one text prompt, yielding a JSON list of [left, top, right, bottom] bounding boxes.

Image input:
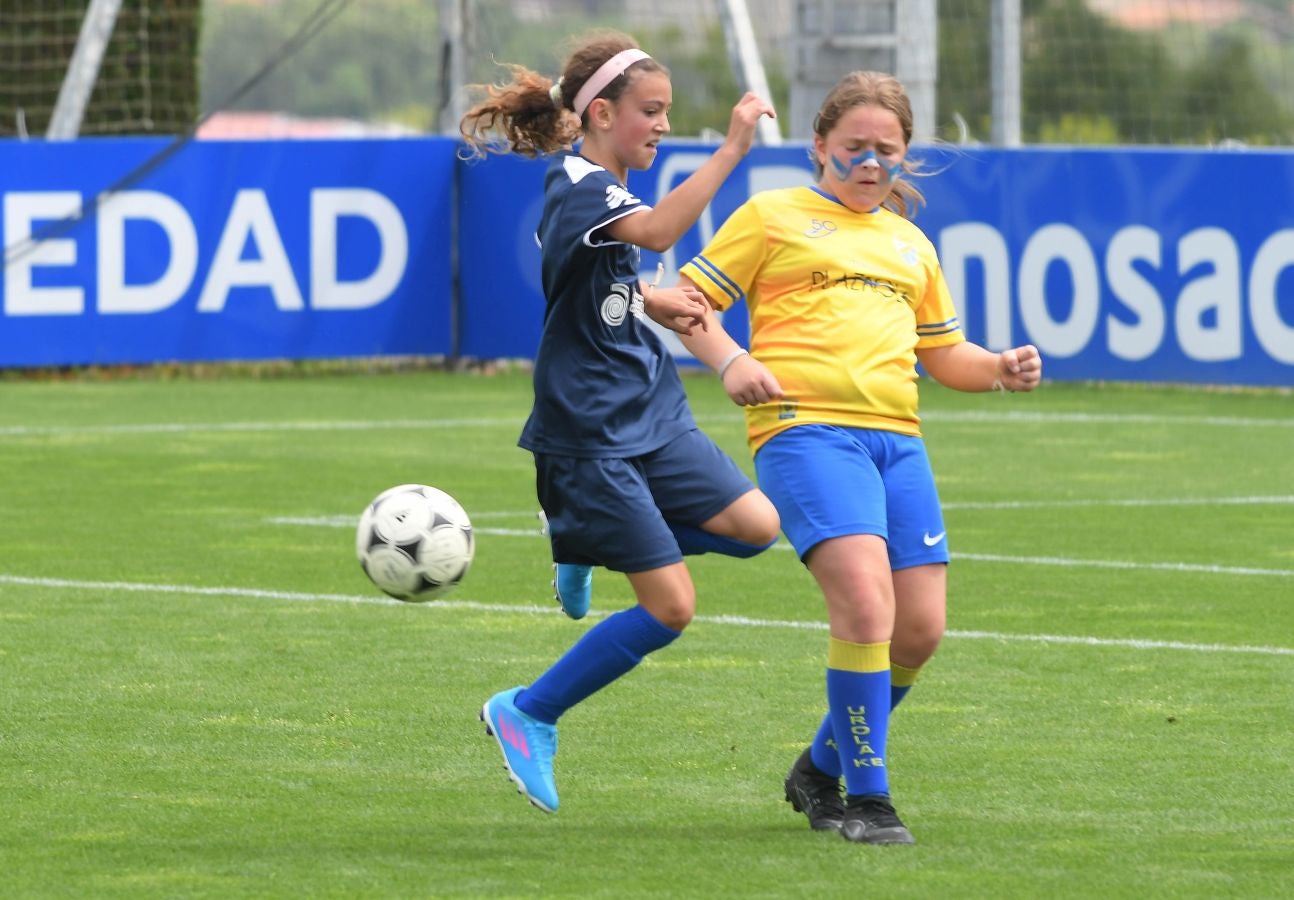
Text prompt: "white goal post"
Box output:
[[47, 0, 126, 140]]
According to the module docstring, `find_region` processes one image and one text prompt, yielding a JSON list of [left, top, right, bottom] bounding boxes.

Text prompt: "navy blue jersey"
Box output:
[[519, 154, 695, 458]]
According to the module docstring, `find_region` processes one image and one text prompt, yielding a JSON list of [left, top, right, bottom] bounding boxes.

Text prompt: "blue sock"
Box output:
[[668, 521, 775, 558], [516, 605, 680, 724], [825, 638, 892, 797], [811, 664, 920, 778], [808, 713, 840, 775]]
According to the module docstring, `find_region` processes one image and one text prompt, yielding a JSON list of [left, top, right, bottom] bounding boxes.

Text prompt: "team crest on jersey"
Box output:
[[893, 237, 920, 266], [602, 283, 630, 325], [601, 283, 645, 326], [604, 184, 640, 210]]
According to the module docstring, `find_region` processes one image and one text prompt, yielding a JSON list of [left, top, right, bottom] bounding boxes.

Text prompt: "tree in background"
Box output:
[[200, 0, 1294, 146], [938, 0, 1294, 146], [200, 3, 787, 139], [200, 0, 437, 128]]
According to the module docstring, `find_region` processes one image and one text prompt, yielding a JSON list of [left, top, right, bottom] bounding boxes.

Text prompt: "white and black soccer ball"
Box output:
[[356, 484, 475, 601]]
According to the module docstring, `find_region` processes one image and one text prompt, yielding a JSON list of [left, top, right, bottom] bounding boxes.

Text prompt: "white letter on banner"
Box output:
[[1248, 229, 1294, 364], [310, 189, 407, 310], [1105, 225, 1164, 361], [1018, 224, 1099, 357], [1176, 227, 1240, 361], [3, 192, 84, 315], [197, 189, 304, 313], [98, 191, 198, 314], [940, 223, 1012, 349]]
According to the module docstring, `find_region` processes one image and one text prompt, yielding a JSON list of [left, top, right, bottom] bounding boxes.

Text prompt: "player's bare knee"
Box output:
[[734, 491, 781, 546], [652, 591, 695, 631], [747, 514, 781, 548], [895, 621, 945, 663]]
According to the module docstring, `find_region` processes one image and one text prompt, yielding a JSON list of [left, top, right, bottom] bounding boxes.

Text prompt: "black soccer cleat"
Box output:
[[783, 748, 845, 832], [840, 794, 916, 845]]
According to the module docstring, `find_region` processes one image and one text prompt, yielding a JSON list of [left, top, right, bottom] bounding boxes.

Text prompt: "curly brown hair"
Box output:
[[459, 30, 667, 160], [811, 71, 927, 219]]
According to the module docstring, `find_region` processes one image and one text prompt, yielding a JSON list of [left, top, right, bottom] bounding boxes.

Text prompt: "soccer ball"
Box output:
[[356, 483, 475, 601]]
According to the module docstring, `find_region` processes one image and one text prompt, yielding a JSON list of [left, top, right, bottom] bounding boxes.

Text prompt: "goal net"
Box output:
[[0, 0, 200, 138]]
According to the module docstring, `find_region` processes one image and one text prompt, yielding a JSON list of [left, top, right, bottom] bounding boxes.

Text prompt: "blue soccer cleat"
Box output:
[[480, 687, 559, 813], [553, 562, 593, 620]]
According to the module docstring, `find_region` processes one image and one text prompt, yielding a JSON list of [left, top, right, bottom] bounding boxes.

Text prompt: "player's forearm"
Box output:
[[677, 314, 744, 373], [634, 146, 744, 251], [917, 342, 1000, 392]]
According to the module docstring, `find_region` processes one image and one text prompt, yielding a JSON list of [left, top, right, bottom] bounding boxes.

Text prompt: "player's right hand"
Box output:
[[645, 285, 710, 336]]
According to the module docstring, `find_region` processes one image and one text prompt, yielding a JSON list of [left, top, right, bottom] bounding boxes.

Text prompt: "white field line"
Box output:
[[272, 516, 542, 537], [951, 552, 1293, 578], [942, 495, 1294, 510], [2, 409, 1293, 438], [919, 410, 1294, 428], [270, 516, 1294, 579], [0, 417, 522, 437], [275, 494, 1294, 525], [1, 572, 1290, 658]]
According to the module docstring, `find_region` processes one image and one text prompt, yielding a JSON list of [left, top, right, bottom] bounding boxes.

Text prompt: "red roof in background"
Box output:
[[196, 111, 419, 140]]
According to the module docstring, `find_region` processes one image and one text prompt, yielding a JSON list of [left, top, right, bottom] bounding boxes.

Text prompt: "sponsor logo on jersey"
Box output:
[[810, 270, 913, 306], [805, 218, 837, 238]]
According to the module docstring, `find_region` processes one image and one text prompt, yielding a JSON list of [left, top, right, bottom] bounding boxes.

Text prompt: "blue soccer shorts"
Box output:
[[534, 428, 756, 574], [754, 423, 949, 570]]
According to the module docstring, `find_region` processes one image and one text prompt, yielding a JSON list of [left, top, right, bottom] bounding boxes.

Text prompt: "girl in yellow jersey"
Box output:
[[678, 71, 1042, 844]]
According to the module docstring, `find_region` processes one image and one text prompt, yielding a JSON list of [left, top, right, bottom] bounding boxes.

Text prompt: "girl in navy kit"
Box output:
[[459, 31, 779, 812]]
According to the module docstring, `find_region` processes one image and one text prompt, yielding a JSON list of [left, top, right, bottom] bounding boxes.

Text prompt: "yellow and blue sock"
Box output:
[[826, 637, 892, 797], [812, 649, 919, 784], [516, 605, 680, 724], [890, 661, 921, 709]]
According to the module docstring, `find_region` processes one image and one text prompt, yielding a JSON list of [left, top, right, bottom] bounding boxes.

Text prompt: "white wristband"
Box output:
[[717, 348, 749, 379]]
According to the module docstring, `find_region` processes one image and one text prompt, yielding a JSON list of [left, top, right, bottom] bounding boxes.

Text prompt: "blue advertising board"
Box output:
[[0, 137, 455, 366], [916, 146, 1294, 386], [460, 142, 1294, 387], [2, 135, 1291, 385]]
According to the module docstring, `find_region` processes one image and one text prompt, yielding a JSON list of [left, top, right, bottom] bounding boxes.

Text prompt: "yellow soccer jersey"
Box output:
[[681, 186, 964, 451]]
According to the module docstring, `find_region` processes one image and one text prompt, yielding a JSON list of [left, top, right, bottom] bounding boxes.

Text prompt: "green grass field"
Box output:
[[1, 368, 1291, 898]]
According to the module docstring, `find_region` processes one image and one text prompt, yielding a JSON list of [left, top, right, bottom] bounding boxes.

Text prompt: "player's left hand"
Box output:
[[996, 344, 1042, 392], [722, 354, 784, 406], [645, 286, 710, 336]]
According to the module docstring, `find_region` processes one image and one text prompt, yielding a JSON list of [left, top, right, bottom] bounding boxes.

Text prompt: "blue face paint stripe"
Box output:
[[831, 149, 903, 182]]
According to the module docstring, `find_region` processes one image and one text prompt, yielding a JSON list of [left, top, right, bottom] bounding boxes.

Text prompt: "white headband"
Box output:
[[572, 49, 651, 118]]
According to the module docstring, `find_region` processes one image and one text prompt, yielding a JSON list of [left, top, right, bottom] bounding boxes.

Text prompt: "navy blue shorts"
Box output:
[[535, 428, 756, 573], [754, 424, 949, 570]]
